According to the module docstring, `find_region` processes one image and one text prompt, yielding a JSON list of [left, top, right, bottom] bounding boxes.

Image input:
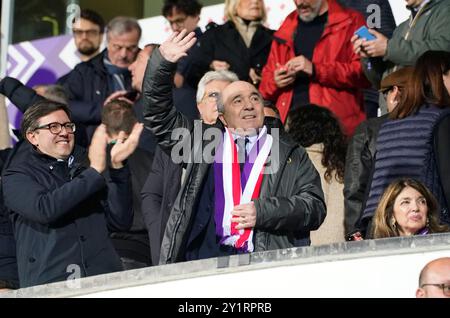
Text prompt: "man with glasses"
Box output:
[[416, 257, 450, 298], [72, 9, 105, 62], [2, 101, 141, 288], [58, 9, 105, 86], [60, 16, 141, 141]]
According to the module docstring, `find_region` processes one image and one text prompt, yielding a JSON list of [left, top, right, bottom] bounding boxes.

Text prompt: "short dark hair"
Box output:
[[73, 9, 105, 33], [162, 0, 203, 17], [102, 100, 137, 136], [21, 101, 71, 139]]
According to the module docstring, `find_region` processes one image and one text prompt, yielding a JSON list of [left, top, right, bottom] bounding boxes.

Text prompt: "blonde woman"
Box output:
[[189, 0, 273, 86]]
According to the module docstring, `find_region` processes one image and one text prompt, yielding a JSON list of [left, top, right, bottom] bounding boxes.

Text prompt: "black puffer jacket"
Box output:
[[2, 142, 132, 287], [142, 49, 326, 264]]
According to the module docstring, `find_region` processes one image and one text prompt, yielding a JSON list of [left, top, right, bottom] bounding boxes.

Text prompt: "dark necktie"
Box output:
[[236, 137, 249, 173]]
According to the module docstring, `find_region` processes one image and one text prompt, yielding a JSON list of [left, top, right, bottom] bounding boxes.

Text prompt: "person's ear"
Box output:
[[219, 114, 227, 126], [26, 131, 39, 147], [391, 86, 400, 101], [416, 288, 426, 298]]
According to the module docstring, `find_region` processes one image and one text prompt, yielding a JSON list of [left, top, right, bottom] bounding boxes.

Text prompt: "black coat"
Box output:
[[188, 21, 274, 84], [143, 49, 326, 264], [2, 142, 133, 288], [343, 115, 387, 236], [141, 146, 183, 265]]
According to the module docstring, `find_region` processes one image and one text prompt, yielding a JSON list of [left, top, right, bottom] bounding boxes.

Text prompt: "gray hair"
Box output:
[[196, 70, 239, 112], [37, 84, 68, 105], [106, 16, 142, 40]]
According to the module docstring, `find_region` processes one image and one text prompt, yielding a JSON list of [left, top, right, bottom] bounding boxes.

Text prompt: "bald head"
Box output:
[[219, 81, 265, 134], [416, 257, 450, 298]]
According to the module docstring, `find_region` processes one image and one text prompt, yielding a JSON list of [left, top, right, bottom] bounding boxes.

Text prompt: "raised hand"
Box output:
[[159, 29, 197, 63], [110, 123, 144, 169]]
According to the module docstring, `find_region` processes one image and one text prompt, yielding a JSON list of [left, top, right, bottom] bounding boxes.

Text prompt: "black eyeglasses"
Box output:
[[34, 122, 76, 134], [420, 283, 450, 296], [73, 28, 100, 37]]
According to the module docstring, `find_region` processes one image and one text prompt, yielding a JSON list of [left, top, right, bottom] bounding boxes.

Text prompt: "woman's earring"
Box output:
[[390, 217, 397, 229]]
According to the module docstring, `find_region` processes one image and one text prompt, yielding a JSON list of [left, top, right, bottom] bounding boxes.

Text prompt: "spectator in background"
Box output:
[[352, 0, 450, 95], [141, 69, 238, 265], [338, 0, 396, 118], [260, 0, 370, 136], [72, 9, 105, 62], [60, 16, 141, 141], [102, 100, 153, 269], [416, 257, 450, 298], [189, 0, 274, 86], [104, 44, 160, 154], [371, 178, 449, 239], [162, 0, 204, 120], [2, 101, 141, 287], [360, 51, 450, 237], [344, 67, 414, 239], [58, 9, 105, 85], [287, 104, 347, 245]]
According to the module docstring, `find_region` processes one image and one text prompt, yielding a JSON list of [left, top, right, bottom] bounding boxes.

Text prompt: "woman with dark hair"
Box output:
[[371, 178, 449, 239], [360, 50, 450, 238], [287, 104, 347, 245]]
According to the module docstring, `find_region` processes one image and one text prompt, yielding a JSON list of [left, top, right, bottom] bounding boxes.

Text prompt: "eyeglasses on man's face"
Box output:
[[73, 28, 100, 38], [35, 122, 76, 134], [421, 283, 450, 296]]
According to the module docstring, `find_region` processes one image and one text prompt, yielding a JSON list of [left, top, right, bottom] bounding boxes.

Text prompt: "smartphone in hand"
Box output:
[[354, 26, 376, 41]]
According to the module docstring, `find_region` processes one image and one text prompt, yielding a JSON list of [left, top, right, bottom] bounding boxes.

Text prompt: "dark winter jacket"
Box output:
[[142, 49, 326, 264], [343, 114, 387, 235], [141, 147, 183, 265], [2, 142, 132, 288]]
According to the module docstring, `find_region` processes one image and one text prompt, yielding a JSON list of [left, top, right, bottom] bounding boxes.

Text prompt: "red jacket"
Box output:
[[259, 0, 371, 136]]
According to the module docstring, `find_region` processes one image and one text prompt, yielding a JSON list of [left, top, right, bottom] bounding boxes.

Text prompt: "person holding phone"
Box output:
[[352, 0, 450, 92], [260, 0, 371, 136]]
